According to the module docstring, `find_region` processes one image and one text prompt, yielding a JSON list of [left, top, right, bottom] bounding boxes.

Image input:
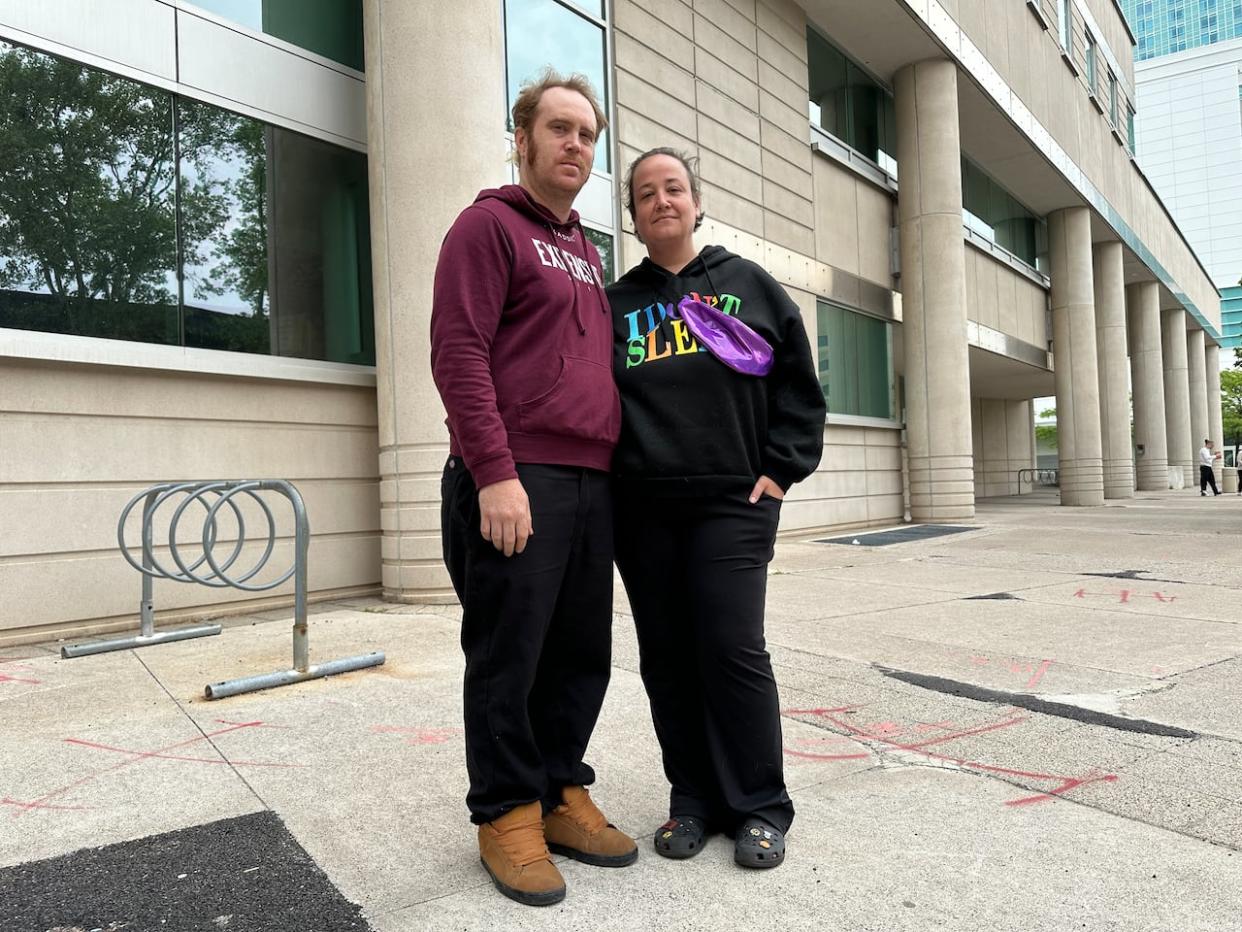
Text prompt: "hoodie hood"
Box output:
[[474, 184, 582, 229], [614, 245, 734, 290], [473, 184, 602, 333]]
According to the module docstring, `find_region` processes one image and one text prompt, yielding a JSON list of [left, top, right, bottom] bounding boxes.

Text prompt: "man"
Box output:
[[429, 69, 636, 908], [1199, 438, 1222, 496]]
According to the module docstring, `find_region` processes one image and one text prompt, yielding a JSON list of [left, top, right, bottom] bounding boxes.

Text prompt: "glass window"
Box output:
[[960, 157, 1047, 271], [180, 98, 374, 362], [1085, 30, 1097, 90], [807, 28, 897, 172], [0, 39, 374, 363], [1059, 0, 1072, 49], [505, 0, 610, 172], [0, 42, 179, 344], [1108, 71, 1118, 124], [187, 0, 365, 71], [817, 301, 893, 420], [1127, 104, 1137, 153], [583, 228, 614, 284]]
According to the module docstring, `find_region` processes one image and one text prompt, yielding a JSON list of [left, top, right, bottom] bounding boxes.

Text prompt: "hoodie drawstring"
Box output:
[[547, 220, 607, 336]]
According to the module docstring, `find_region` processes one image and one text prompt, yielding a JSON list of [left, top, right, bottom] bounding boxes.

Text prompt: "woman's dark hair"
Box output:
[[622, 147, 705, 236]]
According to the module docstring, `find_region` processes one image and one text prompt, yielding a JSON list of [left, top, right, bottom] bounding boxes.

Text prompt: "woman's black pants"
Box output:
[[614, 486, 794, 835]]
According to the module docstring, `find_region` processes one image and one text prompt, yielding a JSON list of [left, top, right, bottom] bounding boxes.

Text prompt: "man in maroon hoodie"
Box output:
[[430, 70, 636, 907]]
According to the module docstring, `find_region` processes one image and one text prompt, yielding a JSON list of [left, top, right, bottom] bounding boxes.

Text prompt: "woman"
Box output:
[[607, 148, 825, 868]]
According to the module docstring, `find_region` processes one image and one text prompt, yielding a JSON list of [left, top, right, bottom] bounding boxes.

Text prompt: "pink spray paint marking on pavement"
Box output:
[[371, 725, 463, 745], [6, 720, 299, 817], [782, 707, 1117, 806]]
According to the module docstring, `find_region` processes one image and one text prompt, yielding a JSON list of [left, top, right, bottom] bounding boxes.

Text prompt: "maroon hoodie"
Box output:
[[430, 185, 620, 489]]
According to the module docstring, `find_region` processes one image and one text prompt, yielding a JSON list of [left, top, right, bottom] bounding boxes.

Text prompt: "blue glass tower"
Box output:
[[1120, 0, 1242, 61]]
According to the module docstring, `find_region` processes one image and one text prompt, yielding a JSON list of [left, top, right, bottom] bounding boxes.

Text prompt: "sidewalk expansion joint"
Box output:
[[875, 667, 1198, 738]]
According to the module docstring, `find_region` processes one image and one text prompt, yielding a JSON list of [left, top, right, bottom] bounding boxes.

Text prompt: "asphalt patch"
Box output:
[[816, 524, 976, 546], [963, 592, 1021, 600], [1081, 569, 1185, 584], [878, 667, 1198, 739], [0, 810, 371, 932]]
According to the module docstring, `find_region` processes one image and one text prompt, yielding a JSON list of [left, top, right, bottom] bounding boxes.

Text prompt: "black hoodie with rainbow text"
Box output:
[[606, 245, 825, 495]]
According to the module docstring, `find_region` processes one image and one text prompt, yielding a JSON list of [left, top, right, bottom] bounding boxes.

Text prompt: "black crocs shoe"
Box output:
[[734, 818, 785, 869], [653, 816, 708, 860]]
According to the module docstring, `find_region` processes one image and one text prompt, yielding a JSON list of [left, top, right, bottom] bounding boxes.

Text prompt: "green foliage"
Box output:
[[0, 46, 177, 315], [1035, 424, 1057, 450], [0, 41, 269, 347], [1222, 370, 1242, 448]]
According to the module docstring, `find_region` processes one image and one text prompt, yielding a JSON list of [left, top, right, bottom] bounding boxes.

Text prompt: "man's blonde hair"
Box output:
[[510, 67, 608, 166]]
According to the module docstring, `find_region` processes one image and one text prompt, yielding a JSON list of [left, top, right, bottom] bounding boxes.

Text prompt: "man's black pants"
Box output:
[[442, 460, 613, 825], [1201, 465, 1220, 494], [614, 486, 794, 835]]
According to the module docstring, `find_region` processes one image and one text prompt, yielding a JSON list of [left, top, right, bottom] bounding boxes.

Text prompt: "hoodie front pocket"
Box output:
[[517, 354, 620, 443]]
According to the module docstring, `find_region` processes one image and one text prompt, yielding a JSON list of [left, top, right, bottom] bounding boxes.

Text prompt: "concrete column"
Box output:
[[1186, 328, 1209, 482], [1126, 282, 1169, 490], [1162, 308, 1194, 487], [1207, 342, 1225, 485], [1006, 399, 1035, 495], [364, 1, 506, 599], [894, 60, 975, 520], [1048, 207, 1104, 505], [1092, 241, 1133, 498]]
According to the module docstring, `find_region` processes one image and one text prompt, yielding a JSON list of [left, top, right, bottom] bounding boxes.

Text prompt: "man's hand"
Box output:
[[748, 475, 785, 503], [478, 478, 533, 556]]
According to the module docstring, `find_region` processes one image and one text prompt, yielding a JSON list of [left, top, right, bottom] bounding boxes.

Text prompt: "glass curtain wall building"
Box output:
[[1122, 0, 1242, 60]]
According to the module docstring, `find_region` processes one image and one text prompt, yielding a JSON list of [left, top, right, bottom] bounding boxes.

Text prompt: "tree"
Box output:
[[0, 45, 178, 335], [0, 41, 268, 347], [1036, 406, 1057, 450], [1222, 370, 1242, 450]]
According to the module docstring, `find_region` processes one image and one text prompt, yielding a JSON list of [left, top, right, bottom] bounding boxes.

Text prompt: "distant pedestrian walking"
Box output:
[[1199, 439, 1221, 496]]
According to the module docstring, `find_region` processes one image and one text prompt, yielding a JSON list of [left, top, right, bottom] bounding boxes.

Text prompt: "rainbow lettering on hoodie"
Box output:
[[621, 292, 742, 369]]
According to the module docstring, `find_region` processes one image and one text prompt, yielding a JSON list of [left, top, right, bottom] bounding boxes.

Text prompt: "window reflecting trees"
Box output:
[[0, 44, 179, 344], [0, 40, 374, 364]]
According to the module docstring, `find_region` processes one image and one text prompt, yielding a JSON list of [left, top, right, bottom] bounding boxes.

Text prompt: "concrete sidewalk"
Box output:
[[2, 488, 1241, 930]]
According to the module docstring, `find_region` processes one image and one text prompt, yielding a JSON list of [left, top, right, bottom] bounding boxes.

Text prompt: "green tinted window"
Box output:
[[961, 157, 1047, 271], [808, 28, 897, 172], [583, 228, 614, 284], [189, 0, 364, 71], [0, 43, 179, 344], [0, 39, 374, 363], [817, 302, 892, 419]]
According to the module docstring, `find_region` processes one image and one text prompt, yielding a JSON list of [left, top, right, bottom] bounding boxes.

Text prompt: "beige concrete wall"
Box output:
[[811, 157, 894, 289], [953, 0, 1219, 334], [614, 1, 903, 533], [614, 0, 816, 254], [787, 424, 903, 530], [963, 246, 1048, 347], [0, 359, 381, 646], [971, 397, 1036, 497]]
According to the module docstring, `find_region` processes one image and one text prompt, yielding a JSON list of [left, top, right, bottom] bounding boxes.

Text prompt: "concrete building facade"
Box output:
[[0, 0, 1224, 646]]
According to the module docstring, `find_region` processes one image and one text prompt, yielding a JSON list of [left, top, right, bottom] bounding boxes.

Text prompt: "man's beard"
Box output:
[[524, 135, 584, 182]]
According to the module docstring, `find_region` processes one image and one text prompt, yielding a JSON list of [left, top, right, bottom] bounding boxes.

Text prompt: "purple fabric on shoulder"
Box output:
[[677, 297, 774, 377]]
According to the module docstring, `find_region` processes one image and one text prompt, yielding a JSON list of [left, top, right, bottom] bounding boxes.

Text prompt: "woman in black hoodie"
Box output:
[[607, 148, 825, 869]]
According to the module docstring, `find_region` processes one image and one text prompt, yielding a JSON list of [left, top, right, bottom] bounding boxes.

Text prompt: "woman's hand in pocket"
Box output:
[[748, 475, 785, 503]]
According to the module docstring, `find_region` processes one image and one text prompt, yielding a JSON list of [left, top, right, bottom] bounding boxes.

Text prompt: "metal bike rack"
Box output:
[[1017, 468, 1060, 488], [62, 480, 385, 700]]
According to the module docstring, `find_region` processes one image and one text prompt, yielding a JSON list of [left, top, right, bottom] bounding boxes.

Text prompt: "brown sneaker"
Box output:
[[543, 785, 638, 867], [478, 802, 566, 906]]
